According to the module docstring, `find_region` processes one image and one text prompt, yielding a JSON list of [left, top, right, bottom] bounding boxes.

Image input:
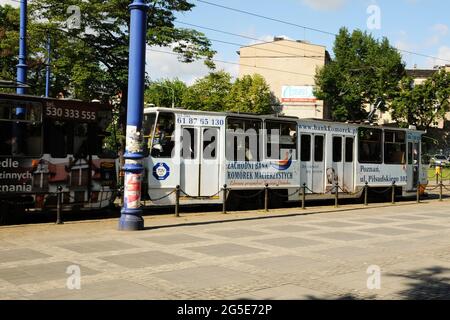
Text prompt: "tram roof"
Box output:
[[0, 93, 111, 110], [144, 107, 425, 133]]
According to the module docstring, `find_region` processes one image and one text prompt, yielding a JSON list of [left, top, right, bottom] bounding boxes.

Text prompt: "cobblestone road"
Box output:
[[1, 200, 450, 300]]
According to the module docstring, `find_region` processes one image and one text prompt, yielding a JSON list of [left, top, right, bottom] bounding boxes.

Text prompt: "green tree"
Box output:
[[0, 5, 19, 86], [227, 74, 277, 114], [145, 78, 187, 108], [3, 0, 216, 152], [0, 4, 50, 94], [182, 71, 232, 111], [182, 72, 276, 114], [27, 0, 215, 101], [315, 27, 405, 121], [391, 70, 450, 130]]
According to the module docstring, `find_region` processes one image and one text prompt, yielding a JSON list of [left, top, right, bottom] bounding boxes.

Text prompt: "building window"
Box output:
[[358, 128, 382, 164], [384, 130, 406, 165]]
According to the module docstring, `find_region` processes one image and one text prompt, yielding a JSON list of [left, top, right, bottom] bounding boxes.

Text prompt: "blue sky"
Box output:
[[2, 0, 449, 84], [149, 0, 450, 83]]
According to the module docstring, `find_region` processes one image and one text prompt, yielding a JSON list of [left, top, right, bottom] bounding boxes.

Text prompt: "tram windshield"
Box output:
[[384, 130, 406, 165], [145, 112, 175, 158], [358, 128, 383, 164]]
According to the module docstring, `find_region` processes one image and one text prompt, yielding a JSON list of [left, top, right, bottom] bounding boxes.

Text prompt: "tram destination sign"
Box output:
[[44, 101, 98, 122]]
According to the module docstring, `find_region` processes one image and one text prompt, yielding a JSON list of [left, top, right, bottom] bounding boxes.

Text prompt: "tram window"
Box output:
[[300, 135, 311, 162], [345, 138, 354, 163], [73, 123, 89, 158], [333, 137, 342, 162], [0, 100, 42, 122], [384, 130, 406, 165], [203, 128, 218, 160], [12, 103, 42, 121], [0, 121, 42, 157], [143, 113, 156, 156], [413, 143, 419, 163], [88, 124, 104, 155], [314, 136, 324, 162], [182, 128, 196, 160], [226, 117, 261, 162], [44, 121, 70, 158], [152, 112, 175, 158], [24, 123, 42, 156], [266, 121, 297, 160], [0, 103, 11, 120], [408, 142, 414, 165], [0, 121, 12, 155], [358, 128, 382, 164]]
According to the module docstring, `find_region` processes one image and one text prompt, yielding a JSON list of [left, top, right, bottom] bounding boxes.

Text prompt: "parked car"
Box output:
[[431, 154, 449, 167]]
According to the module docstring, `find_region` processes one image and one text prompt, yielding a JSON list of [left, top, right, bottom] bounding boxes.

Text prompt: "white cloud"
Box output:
[[301, 0, 348, 11], [432, 24, 449, 37], [425, 24, 449, 47], [425, 46, 450, 68], [146, 45, 238, 85], [0, 0, 19, 7]]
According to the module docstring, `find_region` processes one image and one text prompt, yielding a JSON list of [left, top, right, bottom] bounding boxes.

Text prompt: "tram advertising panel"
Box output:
[[43, 100, 98, 122]]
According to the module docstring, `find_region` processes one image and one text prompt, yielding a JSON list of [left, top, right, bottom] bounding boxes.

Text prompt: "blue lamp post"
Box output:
[[16, 0, 27, 99], [119, 0, 148, 231], [45, 33, 51, 97]]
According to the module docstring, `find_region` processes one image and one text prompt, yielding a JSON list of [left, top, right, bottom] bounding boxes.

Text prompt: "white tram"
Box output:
[[141, 107, 428, 208]]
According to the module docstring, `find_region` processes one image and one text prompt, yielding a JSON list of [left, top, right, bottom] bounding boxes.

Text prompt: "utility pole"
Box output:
[[118, 0, 148, 231]]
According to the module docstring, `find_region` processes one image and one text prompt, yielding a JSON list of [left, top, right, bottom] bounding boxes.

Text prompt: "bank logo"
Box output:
[[153, 163, 170, 181], [271, 151, 293, 171]]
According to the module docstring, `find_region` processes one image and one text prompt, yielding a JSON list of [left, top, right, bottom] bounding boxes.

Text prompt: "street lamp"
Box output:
[[119, 0, 148, 231], [152, 83, 175, 108]]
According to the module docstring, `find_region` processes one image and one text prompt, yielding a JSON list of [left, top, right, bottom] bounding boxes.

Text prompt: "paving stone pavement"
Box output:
[[1, 200, 450, 300]]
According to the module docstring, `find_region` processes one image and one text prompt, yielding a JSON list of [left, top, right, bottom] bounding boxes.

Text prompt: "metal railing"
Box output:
[[134, 179, 445, 218]]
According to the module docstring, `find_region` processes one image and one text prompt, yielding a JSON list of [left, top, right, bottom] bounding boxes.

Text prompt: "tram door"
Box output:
[[300, 134, 325, 194], [180, 127, 220, 197], [330, 136, 355, 193], [407, 141, 420, 190], [344, 137, 355, 192]]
